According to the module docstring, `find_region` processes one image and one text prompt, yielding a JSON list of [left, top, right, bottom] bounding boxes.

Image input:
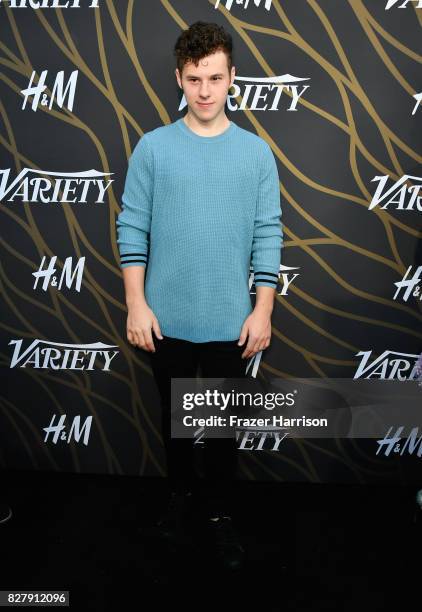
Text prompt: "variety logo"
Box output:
[[368, 175, 422, 211], [33, 256, 85, 292], [215, 0, 272, 10], [193, 427, 289, 450], [376, 426, 422, 457], [412, 92, 422, 115], [354, 350, 420, 379], [393, 266, 422, 302], [236, 429, 289, 450], [179, 74, 310, 112], [250, 264, 300, 296], [8, 339, 119, 370], [246, 351, 262, 378], [21, 70, 78, 112], [0, 168, 114, 203], [0, 0, 100, 7], [385, 0, 422, 9], [43, 414, 93, 445]]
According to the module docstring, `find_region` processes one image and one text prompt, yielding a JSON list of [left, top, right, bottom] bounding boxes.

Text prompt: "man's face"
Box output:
[[175, 49, 235, 122]]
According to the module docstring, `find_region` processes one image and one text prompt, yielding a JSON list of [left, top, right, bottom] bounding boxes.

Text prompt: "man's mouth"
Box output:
[[197, 102, 214, 107]]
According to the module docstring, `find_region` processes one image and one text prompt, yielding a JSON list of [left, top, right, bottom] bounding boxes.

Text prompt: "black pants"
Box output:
[[149, 333, 248, 516]]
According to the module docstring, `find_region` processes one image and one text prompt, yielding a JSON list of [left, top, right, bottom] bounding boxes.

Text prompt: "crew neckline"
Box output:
[[176, 116, 237, 143]]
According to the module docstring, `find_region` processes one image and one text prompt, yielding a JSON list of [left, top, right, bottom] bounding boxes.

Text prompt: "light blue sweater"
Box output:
[[116, 117, 283, 343]]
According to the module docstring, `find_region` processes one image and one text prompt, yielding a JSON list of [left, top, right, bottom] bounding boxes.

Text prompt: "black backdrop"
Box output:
[[1, 0, 421, 484]]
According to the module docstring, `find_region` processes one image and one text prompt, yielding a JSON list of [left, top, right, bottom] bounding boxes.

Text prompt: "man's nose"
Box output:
[[199, 82, 210, 97]]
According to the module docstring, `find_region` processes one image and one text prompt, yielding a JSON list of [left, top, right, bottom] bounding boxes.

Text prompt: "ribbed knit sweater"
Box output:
[[116, 116, 283, 343]]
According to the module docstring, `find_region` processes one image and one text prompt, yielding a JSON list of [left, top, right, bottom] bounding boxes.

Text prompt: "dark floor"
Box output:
[[0, 470, 420, 610]]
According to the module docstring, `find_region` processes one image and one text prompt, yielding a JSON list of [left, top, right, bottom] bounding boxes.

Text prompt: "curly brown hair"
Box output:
[[174, 21, 233, 75]]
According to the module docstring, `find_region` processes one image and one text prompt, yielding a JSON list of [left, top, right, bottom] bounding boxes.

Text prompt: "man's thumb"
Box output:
[[238, 330, 246, 345], [153, 320, 163, 340]]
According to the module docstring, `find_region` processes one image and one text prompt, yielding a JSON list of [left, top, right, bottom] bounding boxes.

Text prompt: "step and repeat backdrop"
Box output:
[[1, 0, 421, 484]]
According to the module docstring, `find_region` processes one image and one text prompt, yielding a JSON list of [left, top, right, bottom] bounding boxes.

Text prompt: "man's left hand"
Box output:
[[238, 310, 272, 359]]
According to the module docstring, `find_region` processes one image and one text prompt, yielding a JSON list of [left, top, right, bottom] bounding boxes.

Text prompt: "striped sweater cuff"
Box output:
[[253, 270, 279, 288], [120, 251, 148, 268]]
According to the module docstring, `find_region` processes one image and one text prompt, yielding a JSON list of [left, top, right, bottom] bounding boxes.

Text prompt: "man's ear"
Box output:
[[175, 68, 182, 89], [230, 65, 235, 88]]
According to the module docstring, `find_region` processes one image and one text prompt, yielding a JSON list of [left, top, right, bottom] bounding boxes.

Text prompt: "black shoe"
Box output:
[[155, 490, 193, 540], [207, 515, 245, 571], [0, 503, 12, 525]]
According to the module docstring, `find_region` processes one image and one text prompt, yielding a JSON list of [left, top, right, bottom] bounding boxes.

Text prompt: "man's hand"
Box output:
[[238, 308, 272, 359], [127, 300, 163, 352]]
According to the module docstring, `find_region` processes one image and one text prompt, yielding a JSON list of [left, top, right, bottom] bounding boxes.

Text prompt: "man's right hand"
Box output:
[[126, 301, 163, 352]]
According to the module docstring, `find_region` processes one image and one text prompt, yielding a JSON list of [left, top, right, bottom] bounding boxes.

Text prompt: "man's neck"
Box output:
[[183, 111, 231, 137]]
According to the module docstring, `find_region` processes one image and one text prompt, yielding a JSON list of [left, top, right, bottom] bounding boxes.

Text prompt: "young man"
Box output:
[[116, 21, 283, 569]]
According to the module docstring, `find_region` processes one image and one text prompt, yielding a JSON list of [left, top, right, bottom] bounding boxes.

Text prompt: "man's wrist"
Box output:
[[254, 285, 276, 315], [254, 302, 273, 316], [126, 296, 147, 309]]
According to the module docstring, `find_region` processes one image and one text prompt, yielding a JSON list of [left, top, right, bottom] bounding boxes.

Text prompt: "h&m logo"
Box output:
[[215, 0, 272, 10], [21, 70, 78, 112], [0, 1, 100, 7], [43, 414, 93, 445], [385, 0, 422, 8]]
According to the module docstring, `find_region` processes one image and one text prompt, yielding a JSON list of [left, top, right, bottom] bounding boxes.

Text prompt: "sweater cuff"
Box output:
[[253, 270, 279, 288], [120, 251, 148, 269]]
